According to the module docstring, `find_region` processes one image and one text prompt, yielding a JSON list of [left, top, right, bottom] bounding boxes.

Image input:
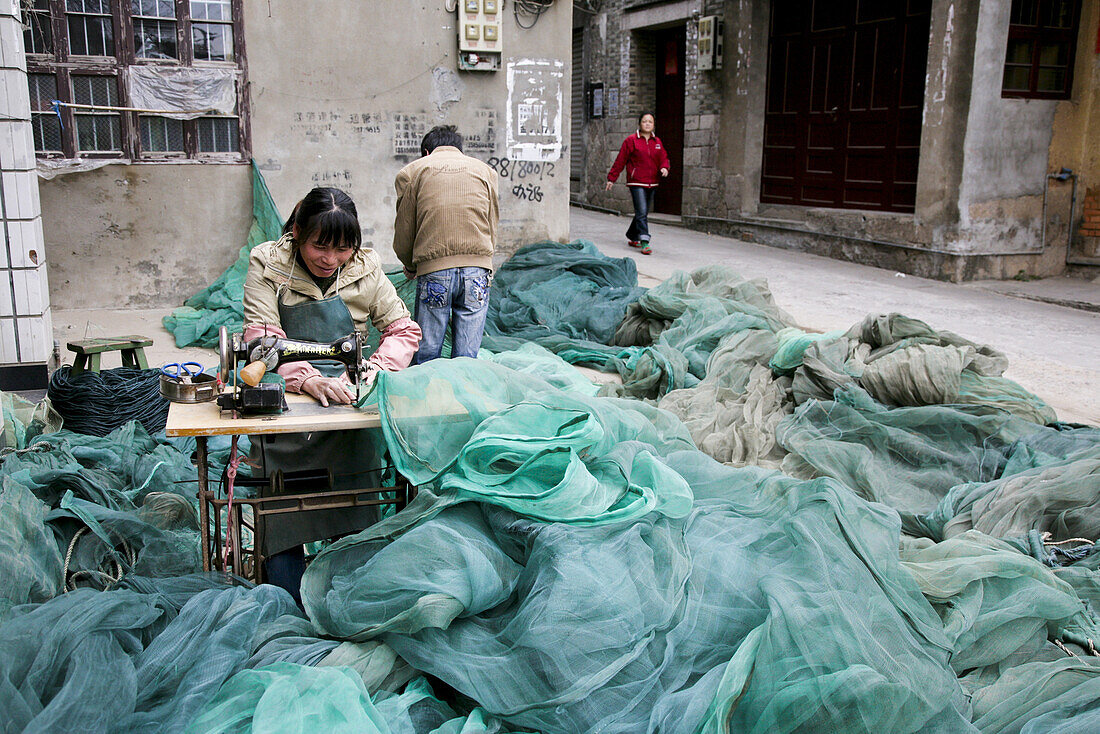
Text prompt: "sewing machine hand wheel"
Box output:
[[217, 326, 233, 384]]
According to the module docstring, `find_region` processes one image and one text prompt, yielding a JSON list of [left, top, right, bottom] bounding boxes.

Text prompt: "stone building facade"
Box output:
[[573, 0, 1100, 281]]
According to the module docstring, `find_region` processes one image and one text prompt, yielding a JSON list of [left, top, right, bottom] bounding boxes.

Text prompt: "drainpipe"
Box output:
[[1041, 167, 1077, 261]]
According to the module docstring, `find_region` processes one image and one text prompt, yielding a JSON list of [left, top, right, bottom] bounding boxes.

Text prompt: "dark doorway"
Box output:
[[654, 26, 685, 215], [761, 0, 931, 212]]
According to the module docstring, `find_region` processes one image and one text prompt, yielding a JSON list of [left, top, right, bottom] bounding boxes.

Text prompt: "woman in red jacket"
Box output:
[[605, 112, 670, 255]]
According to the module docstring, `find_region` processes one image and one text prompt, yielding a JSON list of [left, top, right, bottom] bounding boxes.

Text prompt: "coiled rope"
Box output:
[[48, 366, 169, 437], [62, 526, 138, 592]]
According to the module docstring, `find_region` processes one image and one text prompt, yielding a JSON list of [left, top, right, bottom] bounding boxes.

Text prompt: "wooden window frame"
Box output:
[[24, 0, 251, 162], [1001, 0, 1082, 100]]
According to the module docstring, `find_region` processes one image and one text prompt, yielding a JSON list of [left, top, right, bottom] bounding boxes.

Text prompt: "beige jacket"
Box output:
[[243, 235, 409, 335], [392, 146, 499, 276]]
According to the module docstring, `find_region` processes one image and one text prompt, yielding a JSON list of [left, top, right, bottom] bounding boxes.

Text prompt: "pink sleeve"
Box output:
[[242, 323, 324, 393], [368, 316, 422, 371]]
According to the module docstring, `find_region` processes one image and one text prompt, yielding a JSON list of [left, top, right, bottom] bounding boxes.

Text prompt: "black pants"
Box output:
[[627, 186, 656, 242]]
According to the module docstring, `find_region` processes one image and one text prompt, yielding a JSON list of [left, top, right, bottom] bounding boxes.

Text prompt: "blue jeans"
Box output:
[[414, 266, 491, 364], [264, 545, 305, 608], [627, 186, 656, 243]]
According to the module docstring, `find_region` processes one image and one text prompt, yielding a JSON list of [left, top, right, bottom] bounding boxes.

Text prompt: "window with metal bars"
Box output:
[[28, 74, 63, 153], [72, 76, 122, 152], [22, 0, 248, 161], [1002, 0, 1082, 99]]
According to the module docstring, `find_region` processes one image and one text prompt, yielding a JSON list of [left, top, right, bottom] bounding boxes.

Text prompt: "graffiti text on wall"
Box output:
[[486, 157, 556, 201], [486, 157, 556, 182]]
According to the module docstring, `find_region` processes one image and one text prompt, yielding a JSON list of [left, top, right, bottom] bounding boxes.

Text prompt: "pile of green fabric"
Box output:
[[6, 238, 1100, 732]]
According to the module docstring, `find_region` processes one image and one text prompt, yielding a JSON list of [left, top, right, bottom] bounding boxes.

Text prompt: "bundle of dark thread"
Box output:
[[48, 366, 170, 437]]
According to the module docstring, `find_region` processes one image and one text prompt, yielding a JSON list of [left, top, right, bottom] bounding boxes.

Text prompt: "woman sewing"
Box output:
[[242, 187, 421, 602]]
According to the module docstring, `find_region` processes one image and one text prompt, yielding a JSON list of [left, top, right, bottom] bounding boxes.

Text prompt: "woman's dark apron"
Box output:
[[252, 285, 381, 557]]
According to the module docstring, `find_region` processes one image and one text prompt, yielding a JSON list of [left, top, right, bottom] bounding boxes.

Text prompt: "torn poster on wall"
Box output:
[[506, 59, 563, 162]]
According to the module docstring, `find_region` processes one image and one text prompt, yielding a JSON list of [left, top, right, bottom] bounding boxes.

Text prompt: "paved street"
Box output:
[[570, 206, 1100, 425]]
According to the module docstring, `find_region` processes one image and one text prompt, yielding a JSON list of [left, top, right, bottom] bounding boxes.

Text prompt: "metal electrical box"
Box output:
[[697, 15, 724, 71], [458, 0, 502, 71]]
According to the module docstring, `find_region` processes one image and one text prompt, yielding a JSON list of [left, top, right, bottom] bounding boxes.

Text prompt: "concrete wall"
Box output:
[[37, 2, 572, 309], [41, 164, 251, 309], [955, 1, 1058, 255], [245, 1, 572, 262]]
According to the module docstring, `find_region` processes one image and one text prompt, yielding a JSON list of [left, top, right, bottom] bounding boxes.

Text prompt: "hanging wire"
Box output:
[[514, 0, 555, 29]]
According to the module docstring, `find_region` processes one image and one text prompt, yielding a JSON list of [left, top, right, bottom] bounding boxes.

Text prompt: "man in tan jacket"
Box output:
[[393, 125, 499, 363]]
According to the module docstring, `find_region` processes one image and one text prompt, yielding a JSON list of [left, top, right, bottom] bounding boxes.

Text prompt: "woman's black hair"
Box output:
[[282, 187, 362, 251], [637, 111, 655, 125]]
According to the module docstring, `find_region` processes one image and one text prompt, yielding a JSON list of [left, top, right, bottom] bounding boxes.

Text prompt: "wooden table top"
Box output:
[[165, 391, 382, 437]]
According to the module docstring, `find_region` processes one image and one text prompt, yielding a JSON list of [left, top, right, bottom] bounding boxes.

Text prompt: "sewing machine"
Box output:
[[216, 325, 372, 415]]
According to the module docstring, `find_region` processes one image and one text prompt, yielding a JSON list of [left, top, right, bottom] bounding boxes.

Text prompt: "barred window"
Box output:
[[140, 116, 185, 153], [72, 76, 122, 152], [1002, 0, 1082, 99], [28, 74, 63, 153], [197, 116, 239, 153], [23, 1, 248, 161]]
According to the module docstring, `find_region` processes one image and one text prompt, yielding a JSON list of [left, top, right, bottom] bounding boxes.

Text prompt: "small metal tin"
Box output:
[[159, 372, 220, 403]]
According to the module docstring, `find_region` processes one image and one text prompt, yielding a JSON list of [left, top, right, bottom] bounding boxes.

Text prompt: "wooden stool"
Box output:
[[66, 336, 153, 376]]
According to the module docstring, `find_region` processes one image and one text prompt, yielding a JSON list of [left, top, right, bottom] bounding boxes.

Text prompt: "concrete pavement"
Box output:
[[570, 206, 1100, 425]]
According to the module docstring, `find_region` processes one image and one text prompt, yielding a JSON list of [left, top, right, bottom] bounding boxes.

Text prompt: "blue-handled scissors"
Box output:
[[161, 362, 205, 380]]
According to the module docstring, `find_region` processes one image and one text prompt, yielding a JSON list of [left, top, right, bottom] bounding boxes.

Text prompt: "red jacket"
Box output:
[[607, 133, 670, 187]]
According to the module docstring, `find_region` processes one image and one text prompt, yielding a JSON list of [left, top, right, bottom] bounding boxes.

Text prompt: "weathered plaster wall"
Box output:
[[244, 1, 572, 263], [38, 2, 572, 310], [41, 164, 251, 309], [953, 0, 1057, 255]]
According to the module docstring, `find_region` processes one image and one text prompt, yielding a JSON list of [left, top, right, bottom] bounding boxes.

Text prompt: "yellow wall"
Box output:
[[1049, 2, 1100, 192]]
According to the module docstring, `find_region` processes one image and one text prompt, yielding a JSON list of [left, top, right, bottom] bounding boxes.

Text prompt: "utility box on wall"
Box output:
[[458, 0, 502, 71], [697, 15, 723, 71]]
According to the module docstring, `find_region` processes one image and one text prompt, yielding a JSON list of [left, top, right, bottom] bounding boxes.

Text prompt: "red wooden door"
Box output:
[[761, 0, 931, 212], [654, 27, 685, 215]]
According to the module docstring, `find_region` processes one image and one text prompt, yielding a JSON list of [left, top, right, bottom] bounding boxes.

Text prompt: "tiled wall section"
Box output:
[[0, 2, 51, 363]]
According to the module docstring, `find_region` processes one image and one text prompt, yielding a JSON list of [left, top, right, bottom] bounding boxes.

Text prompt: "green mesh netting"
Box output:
[[301, 360, 977, 732], [163, 161, 283, 348], [5, 239, 1100, 732], [0, 389, 62, 451]]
